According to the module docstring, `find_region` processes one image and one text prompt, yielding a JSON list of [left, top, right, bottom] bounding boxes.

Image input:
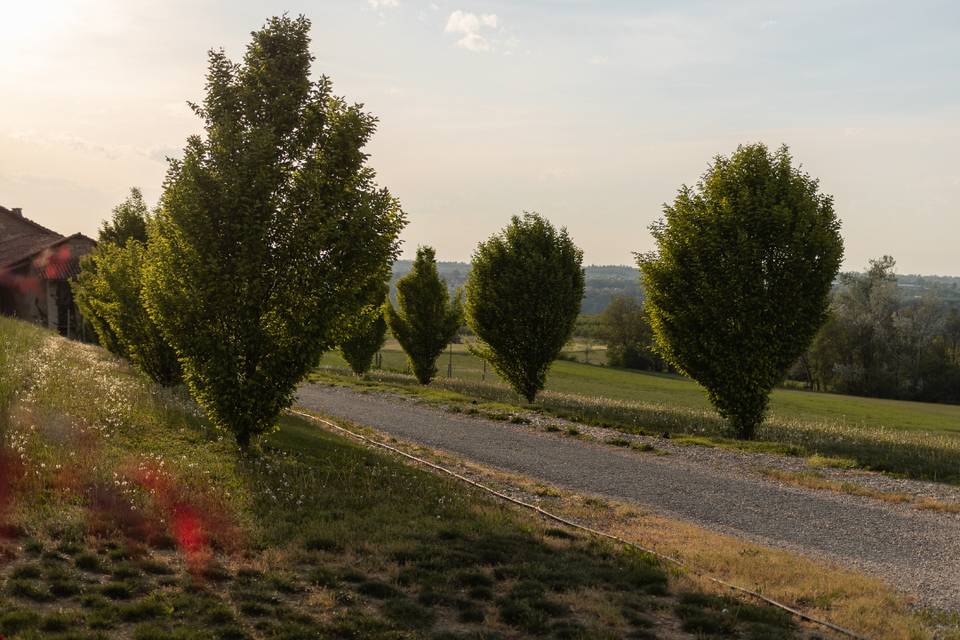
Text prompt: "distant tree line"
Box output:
[[597, 256, 960, 406], [390, 262, 639, 315], [793, 256, 960, 403], [595, 297, 666, 371]]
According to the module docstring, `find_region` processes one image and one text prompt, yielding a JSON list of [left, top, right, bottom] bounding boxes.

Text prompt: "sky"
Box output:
[[1, 0, 958, 274]]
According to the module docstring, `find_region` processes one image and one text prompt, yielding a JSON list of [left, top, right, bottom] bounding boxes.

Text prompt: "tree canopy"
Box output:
[[75, 188, 153, 358], [639, 143, 843, 439], [340, 283, 389, 377], [74, 240, 181, 386], [465, 213, 584, 402], [142, 15, 405, 448], [98, 187, 149, 246]]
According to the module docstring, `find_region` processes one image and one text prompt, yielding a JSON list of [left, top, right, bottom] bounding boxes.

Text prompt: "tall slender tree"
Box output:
[[74, 240, 181, 386], [75, 188, 153, 358], [143, 16, 405, 448], [340, 283, 389, 377], [385, 247, 462, 385], [465, 213, 584, 402]]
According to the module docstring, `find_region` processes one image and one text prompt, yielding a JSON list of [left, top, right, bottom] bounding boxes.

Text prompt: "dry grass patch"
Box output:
[[759, 468, 913, 503], [807, 454, 859, 470], [914, 498, 960, 514], [759, 468, 960, 514]]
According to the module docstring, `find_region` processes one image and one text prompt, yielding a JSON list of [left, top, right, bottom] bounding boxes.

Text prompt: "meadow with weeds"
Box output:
[[0, 317, 821, 638], [314, 349, 960, 483]]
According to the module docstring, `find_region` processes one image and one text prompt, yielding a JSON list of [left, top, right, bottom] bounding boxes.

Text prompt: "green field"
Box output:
[[321, 342, 960, 436], [319, 342, 960, 482]]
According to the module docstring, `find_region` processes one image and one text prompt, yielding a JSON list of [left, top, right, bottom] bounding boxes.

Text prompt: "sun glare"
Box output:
[[1, 1, 77, 48]]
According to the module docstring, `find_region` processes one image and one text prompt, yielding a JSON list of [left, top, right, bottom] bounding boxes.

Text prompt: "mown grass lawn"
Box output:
[[317, 343, 960, 483], [0, 317, 808, 639]]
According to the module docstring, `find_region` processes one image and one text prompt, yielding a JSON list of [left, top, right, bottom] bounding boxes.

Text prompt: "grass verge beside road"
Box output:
[[311, 363, 960, 485], [293, 414, 948, 640], [320, 343, 960, 436]]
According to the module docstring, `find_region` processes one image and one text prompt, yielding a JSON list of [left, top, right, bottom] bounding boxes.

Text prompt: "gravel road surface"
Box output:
[[296, 383, 960, 611]]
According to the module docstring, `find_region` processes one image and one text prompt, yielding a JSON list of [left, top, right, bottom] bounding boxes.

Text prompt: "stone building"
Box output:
[[0, 205, 96, 336]]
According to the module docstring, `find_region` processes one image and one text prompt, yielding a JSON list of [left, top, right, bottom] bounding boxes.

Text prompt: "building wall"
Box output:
[[0, 236, 96, 334], [2, 263, 48, 323]]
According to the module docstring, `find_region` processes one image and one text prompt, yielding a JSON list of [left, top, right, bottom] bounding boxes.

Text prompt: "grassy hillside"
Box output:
[[0, 317, 818, 639], [318, 344, 960, 482]]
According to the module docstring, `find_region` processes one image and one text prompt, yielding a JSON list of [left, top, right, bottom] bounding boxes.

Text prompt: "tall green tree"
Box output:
[[142, 16, 405, 448], [75, 188, 153, 357], [466, 213, 584, 402], [73, 241, 181, 386], [639, 144, 843, 439], [74, 253, 126, 359], [385, 247, 462, 385], [340, 283, 389, 377]]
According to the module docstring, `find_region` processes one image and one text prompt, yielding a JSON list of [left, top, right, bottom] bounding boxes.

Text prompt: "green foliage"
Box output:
[[385, 247, 463, 385], [572, 314, 602, 340], [340, 284, 389, 377], [72, 189, 180, 386], [796, 256, 960, 402], [465, 213, 584, 402], [74, 252, 126, 359], [142, 16, 404, 448], [98, 187, 150, 246], [73, 241, 181, 386], [75, 188, 154, 358], [639, 143, 843, 439], [598, 296, 663, 371]]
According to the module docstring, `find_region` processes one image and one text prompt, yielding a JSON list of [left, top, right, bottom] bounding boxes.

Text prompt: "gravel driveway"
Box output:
[[296, 383, 960, 611]]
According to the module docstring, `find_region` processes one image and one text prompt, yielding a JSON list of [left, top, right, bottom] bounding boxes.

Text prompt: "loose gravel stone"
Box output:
[[297, 383, 960, 612]]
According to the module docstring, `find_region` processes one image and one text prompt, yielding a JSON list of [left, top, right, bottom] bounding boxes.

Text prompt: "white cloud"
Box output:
[[457, 32, 490, 51], [368, 0, 399, 9], [589, 55, 609, 65], [444, 10, 499, 52]]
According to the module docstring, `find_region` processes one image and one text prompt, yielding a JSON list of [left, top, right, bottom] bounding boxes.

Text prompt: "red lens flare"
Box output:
[[129, 460, 238, 574], [0, 448, 24, 520]]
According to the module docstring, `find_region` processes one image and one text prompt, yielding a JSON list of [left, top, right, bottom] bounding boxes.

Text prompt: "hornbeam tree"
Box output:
[[143, 16, 405, 448], [639, 143, 843, 439]]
